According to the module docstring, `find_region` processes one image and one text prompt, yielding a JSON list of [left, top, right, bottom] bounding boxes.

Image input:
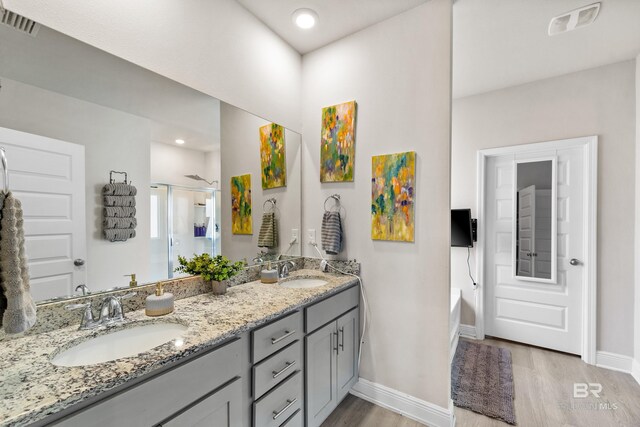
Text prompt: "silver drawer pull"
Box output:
[[272, 398, 297, 420], [271, 330, 295, 345], [272, 361, 296, 379]]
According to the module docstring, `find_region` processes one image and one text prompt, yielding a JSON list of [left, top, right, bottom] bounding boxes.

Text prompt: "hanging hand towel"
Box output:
[[258, 212, 278, 248], [103, 195, 136, 207], [0, 192, 37, 334], [103, 206, 136, 218], [321, 211, 342, 255], [102, 183, 137, 196]]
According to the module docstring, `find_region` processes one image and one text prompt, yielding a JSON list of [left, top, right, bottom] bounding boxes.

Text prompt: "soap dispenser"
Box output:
[[261, 261, 279, 284], [124, 273, 138, 288], [145, 282, 174, 317]]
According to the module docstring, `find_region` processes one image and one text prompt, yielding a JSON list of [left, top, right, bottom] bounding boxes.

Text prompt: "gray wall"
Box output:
[[220, 103, 302, 264], [452, 60, 637, 357], [301, 0, 452, 408], [0, 78, 152, 291]]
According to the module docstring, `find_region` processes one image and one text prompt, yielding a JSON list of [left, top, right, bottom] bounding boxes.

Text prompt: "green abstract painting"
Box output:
[[231, 174, 252, 234], [260, 123, 287, 189], [320, 100, 357, 182]]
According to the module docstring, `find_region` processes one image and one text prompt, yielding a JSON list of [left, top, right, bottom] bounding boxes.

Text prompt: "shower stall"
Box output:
[[150, 184, 221, 281]]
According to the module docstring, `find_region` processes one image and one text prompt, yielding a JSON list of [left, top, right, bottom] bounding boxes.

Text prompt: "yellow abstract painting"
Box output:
[[260, 123, 287, 189], [371, 151, 415, 242], [231, 174, 252, 234], [320, 100, 356, 182]]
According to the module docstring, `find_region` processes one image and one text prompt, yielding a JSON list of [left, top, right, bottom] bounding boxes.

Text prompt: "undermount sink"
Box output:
[[51, 322, 188, 367], [280, 277, 328, 289]]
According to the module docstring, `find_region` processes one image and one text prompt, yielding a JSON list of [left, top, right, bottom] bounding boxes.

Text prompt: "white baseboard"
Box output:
[[351, 378, 453, 427], [459, 324, 476, 339], [595, 351, 633, 373], [632, 359, 640, 386]]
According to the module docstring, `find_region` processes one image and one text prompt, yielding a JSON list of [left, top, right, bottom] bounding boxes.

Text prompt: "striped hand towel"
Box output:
[[321, 211, 342, 255], [258, 212, 278, 248], [102, 183, 137, 196]]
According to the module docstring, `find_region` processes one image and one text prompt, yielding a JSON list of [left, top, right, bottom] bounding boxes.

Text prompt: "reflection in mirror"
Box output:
[[514, 159, 556, 282], [0, 23, 302, 302]]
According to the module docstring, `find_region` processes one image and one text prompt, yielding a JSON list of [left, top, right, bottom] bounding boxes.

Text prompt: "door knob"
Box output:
[[569, 258, 580, 266], [74, 259, 85, 267]]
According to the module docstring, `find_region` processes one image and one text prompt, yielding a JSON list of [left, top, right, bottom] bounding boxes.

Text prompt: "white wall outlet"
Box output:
[[291, 228, 299, 243], [307, 229, 316, 245]]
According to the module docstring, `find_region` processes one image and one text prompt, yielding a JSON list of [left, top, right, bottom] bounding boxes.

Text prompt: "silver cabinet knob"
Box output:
[[74, 259, 85, 266], [570, 258, 580, 266]]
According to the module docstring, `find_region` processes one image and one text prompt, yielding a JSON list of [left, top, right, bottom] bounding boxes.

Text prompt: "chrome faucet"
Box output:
[[279, 261, 295, 278], [75, 284, 90, 296], [65, 292, 136, 330]]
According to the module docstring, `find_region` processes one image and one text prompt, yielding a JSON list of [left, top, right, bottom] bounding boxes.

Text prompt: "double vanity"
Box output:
[[0, 267, 360, 427]]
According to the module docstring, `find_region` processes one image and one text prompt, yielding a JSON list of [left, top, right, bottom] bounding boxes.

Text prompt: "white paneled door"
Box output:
[[0, 127, 86, 301], [485, 146, 584, 354]]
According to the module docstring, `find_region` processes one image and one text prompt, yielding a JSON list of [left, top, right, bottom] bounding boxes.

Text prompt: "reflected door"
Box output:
[[485, 146, 584, 355]]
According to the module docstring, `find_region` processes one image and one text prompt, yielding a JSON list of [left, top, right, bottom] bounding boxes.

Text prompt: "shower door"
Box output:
[[150, 184, 221, 281]]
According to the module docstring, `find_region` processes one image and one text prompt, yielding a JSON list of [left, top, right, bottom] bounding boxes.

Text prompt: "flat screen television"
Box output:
[[451, 209, 473, 248]]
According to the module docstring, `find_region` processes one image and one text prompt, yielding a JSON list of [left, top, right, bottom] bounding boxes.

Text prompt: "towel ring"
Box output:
[[0, 147, 8, 195], [109, 170, 129, 184], [263, 198, 277, 213], [324, 194, 340, 212]]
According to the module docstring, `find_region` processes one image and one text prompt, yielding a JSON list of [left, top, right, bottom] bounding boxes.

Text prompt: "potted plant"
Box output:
[[175, 254, 245, 295]]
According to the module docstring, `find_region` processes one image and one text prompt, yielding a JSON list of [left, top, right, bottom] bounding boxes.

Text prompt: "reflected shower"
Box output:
[[184, 174, 218, 187]]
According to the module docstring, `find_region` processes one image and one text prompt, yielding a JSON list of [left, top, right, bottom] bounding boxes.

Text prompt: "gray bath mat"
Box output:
[[451, 340, 516, 425]]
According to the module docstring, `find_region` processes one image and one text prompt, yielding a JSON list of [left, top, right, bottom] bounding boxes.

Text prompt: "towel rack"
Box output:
[[324, 194, 340, 212], [109, 170, 129, 184], [263, 198, 277, 213], [1, 147, 8, 195]]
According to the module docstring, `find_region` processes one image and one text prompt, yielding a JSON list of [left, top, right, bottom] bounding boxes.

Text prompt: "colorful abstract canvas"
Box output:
[[231, 174, 252, 235], [259, 123, 287, 189], [371, 151, 416, 242], [320, 100, 357, 182]]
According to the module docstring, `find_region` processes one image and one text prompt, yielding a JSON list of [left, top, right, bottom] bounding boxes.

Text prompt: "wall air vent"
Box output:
[[548, 2, 600, 36], [0, 9, 40, 37]]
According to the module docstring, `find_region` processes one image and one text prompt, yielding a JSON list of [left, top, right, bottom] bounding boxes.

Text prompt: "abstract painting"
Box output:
[[259, 123, 287, 189], [371, 151, 416, 242], [320, 100, 357, 182], [231, 174, 252, 234]]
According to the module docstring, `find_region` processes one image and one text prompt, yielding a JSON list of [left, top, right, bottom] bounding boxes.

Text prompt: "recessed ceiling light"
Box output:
[[292, 8, 318, 29], [175, 139, 185, 145]]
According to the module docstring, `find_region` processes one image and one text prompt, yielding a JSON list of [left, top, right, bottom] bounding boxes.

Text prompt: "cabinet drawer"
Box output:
[[281, 409, 303, 427], [252, 311, 302, 363], [305, 286, 358, 333], [253, 340, 302, 399], [253, 370, 302, 427], [54, 338, 243, 427]]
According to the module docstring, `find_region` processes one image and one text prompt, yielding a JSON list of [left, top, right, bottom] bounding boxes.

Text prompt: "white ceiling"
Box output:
[[237, 0, 429, 54], [454, 0, 640, 99]]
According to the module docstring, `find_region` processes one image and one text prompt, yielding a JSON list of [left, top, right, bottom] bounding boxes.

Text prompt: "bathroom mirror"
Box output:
[[0, 23, 302, 302], [513, 158, 557, 283]]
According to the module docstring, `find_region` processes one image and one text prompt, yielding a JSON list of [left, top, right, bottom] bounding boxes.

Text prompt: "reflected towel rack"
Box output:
[[109, 170, 129, 185], [324, 194, 340, 211], [263, 198, 277, 213], [1, 147, 8, 194]]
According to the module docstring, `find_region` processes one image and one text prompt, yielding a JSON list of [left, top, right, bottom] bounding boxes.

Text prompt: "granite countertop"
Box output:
[[0, 269, 358, 426]]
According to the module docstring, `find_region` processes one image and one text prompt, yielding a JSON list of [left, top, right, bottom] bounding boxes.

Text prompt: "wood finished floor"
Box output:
[[322, 338, 640, 427]]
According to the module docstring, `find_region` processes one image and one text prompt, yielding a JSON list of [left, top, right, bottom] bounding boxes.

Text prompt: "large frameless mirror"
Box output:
[[513, 158, 557, 283]]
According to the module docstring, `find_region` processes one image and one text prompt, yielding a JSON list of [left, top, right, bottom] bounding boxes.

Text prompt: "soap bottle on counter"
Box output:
[[145, 282, 174, 316], [261, 261, 279, 284]]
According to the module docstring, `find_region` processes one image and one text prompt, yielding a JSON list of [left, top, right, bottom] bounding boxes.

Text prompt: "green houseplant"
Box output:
[[175, 254, 245, 295]]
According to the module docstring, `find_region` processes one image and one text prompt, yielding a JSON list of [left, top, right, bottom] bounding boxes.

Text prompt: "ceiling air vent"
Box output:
[[548, 2, 600, 36], [0, 9, 40, 37]]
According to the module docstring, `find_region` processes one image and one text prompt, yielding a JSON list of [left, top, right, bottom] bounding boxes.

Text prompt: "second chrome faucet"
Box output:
[[66, 293, 136, 330]]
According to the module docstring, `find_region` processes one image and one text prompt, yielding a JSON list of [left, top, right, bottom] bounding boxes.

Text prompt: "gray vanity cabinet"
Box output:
[[162, 377, 242, 426], [305, 305, 359, 427]]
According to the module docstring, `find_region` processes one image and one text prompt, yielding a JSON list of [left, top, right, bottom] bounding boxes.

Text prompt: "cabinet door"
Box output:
[[162, 377, 242, 427], [336, 308, 359, 402], [305, 322, 337, 427]]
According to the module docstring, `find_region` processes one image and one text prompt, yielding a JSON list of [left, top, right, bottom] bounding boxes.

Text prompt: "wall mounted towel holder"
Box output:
[[324, 194, 341, 212], [0, 147, 8, 194], [109, 170, 130, 185], [263, 198, 277, 213]]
